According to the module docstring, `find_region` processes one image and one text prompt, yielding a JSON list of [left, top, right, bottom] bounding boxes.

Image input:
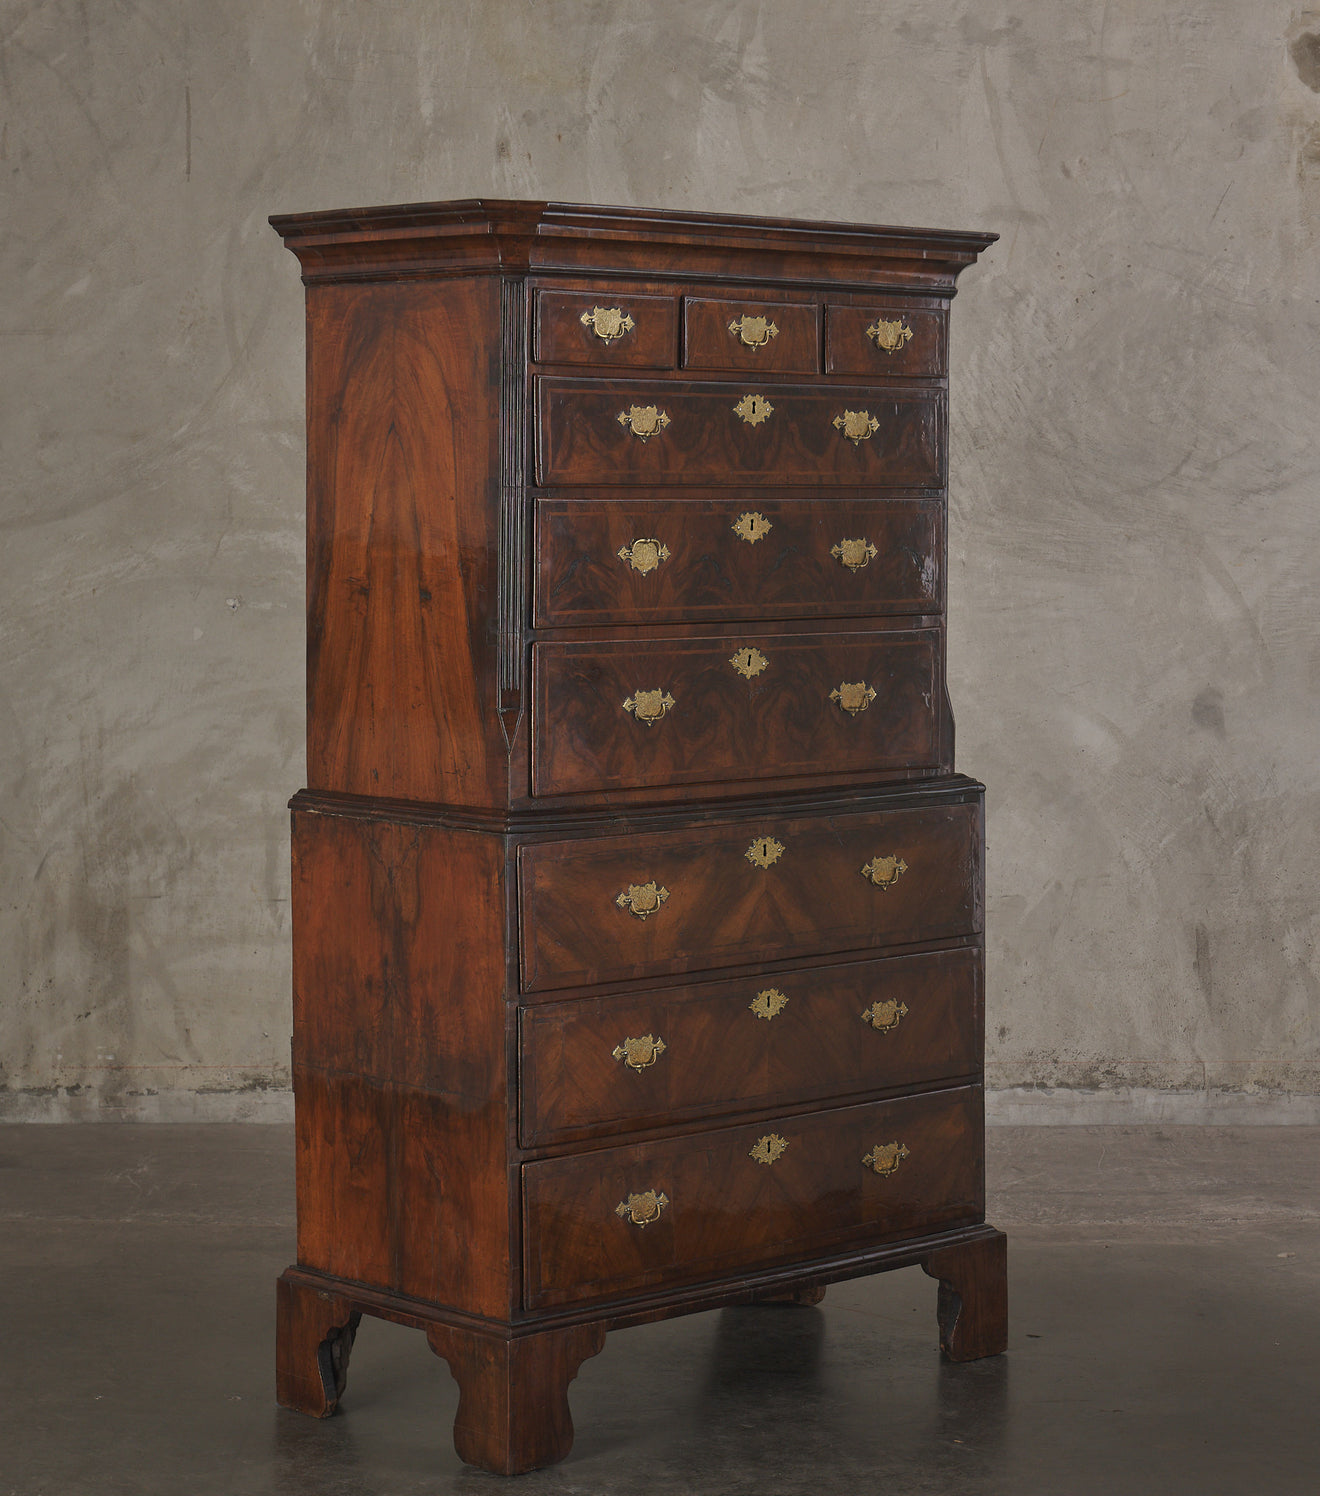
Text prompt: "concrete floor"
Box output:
[[2, 1125, 1316, 1494]]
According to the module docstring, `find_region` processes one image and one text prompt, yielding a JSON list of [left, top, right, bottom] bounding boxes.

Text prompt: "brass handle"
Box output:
[[617, 538, 670, 575], [613, 1034, 666, 1070], [616, 1189, 669, 1226], [729, 646, 768, 680], [862, 999, 909, 1032], [744, 836, 783, 869], [833, 409, 880, 444], [863, 1141, 910, 1176], [749, 1133, 789, 1165], [728, 313, 779, 348], [623, 689, 675, 725], [733, 393, 774, 426], [861, 855, 908, 890], [830, 681, 876, 716], [731, 510, 772, 544], [581, 306, 635, 341], [831, 538, 878, 571], [616, 882, 669, 919], [749, 988, 788, 1019], [866, 317, 913, 354], [618, 404, 670, 440]]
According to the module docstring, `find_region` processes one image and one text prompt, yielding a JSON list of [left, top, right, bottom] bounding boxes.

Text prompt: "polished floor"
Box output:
[[2, 1124, 1317, 1494]]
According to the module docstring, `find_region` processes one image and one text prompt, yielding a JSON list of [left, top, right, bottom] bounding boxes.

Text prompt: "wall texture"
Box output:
[[2, 0, 1317, 1120]]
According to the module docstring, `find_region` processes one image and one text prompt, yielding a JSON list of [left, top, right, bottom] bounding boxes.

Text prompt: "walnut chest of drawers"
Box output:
[[269, 200, 1006, 1475]]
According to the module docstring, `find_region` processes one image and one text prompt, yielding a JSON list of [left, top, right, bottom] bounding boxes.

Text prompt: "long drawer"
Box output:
[[534, 496, 942, 625], [522, 1085, 983, 1309], [517, 792, 982, 992], [536, 377, 945, 487], [531, 626, 941, 796], [519, 946, 982, 1146]]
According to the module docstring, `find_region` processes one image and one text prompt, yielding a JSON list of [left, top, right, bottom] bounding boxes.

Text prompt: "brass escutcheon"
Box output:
[[833, 409, 880, 444], [617, 538, 670, 575], [581, 306, 635, 341], [745, 836, 784, 869], [862, 1141, 910, 1176], [750, 1133, 789, 1166], [862, 999, 909, 1033], [612, 1034, 667, 1070], [861, 854, 908, 890], [616, 1189, 669, 1226], [728, 313, 779, 348], [866, 317, 913, 354], [623, 688, 676, 725], [749, 988, 789, 1020], [830, 681, 877, 716], [617, 405, 670, 440], [732, 511, 772, 544], [831, 538, 878, 571], [729, 646, 769, 680], [616, 882, 670, 919], [733, 393, 775, 427]]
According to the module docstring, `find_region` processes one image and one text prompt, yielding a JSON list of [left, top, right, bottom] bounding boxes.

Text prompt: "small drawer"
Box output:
[[534, 497, 942, 625], [536, 378, 945, 488], [517, 791, 982, 992], [519, 947, 982, 1146], [682, 296, 820, 373], [536, 289, 677, 368], [531, 626, 941, 797], [522, 1085, 983, 1308], [826, 303, 947, 378]]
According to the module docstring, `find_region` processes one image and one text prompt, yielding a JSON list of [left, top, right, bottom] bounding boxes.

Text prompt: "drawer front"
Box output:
[[825, 303, 948, 378], [534, 497, 942, 625], [682, 297, 820, 374], [522, 1085, 983, 1309], [536, 378, 945, 488], [520, 947, 982, 1146], [536, 289, 677, 368], [518, 794, 981, 992], [531, 627, 940, 796]]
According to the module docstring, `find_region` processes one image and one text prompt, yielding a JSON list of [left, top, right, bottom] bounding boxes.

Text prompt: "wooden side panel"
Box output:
[[292, 810, 512, 1318], [305, 278, 506, 806]]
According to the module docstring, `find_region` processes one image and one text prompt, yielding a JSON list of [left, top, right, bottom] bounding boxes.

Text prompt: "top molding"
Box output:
[[269, 198, 998, 292]]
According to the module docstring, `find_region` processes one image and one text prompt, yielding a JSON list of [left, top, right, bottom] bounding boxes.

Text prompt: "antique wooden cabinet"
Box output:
[[270, 200, 1006, 1475]]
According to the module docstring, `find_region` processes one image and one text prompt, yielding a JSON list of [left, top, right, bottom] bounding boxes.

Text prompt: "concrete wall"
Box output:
[[3, 0, 1317, 1120]]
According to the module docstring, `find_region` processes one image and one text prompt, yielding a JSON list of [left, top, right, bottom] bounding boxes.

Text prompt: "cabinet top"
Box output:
[[269, 198, 996, 291]]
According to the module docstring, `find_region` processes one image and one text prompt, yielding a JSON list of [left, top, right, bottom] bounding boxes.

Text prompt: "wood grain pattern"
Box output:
[[536, 287, 677, 368], [534, 495, 942, 625], [537, 377, 945, 488], [825, 303, 948, 378], [522, 1085, 984, 1309], [682, 296, 820, 373], [518, 791, 983, 991], [519, 945, 982, 1145], [532, 626, 941, 795]]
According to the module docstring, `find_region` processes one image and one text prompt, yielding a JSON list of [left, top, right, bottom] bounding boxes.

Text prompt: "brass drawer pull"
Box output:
[[616, 1189, 669, 1226], [866, 317, 913, 354], [731, 510, 772, 544], [833, 409, 880, 444], [749, 988, 788, 1019], [861, 854, 908, 890], [863, 1141, 910, 1176], [745, 836, 783, 869], [729, 646, 768, 680], [581, 306, 635, 341], [728, 313, 779, 348], [616, 881, 669, 919], [618, 404, 670, 440], [617, 538, 670, 575], [830, 681, 876, 716], [613, 1034, 667, 1070], [623, 689, 676, 725], [862, 999, 909, 1032], [831, 538, 878, 571], [750, 1133, 789, 1165], [733, 392, 774, 426]]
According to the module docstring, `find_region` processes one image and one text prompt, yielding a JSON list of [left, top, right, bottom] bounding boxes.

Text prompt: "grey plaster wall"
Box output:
[[2, 0, 1317, 1119]]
